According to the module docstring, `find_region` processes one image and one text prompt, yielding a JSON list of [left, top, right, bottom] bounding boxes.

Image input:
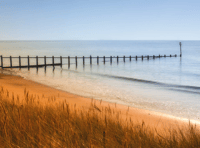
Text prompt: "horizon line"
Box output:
[[0, 39, 200, 41]]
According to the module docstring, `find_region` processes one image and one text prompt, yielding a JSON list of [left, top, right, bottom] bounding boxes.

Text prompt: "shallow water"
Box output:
[[0, 40, 200, 121]]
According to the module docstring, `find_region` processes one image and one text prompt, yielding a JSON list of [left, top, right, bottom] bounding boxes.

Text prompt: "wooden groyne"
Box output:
[[0, 54, 178, 69]]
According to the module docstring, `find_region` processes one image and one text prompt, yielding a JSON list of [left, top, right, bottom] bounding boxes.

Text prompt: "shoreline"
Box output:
[[0, 71, 198, 132]]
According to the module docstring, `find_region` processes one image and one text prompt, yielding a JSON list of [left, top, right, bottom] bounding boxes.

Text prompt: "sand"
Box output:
[[0, 72, 193, 134]]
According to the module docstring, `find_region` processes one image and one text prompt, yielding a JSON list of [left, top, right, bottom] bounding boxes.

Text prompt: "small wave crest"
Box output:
[[57, 67, 200, 94], [95, 73, 200, 94]]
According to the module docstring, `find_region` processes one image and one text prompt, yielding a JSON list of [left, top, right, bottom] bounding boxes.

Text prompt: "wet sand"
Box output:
[[0, 72, 194, 134]]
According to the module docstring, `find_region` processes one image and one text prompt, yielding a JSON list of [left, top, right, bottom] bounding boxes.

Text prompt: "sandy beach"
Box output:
[[0, 72, 193, 134]]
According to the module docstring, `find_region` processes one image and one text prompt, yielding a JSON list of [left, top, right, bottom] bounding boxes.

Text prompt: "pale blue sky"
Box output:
[[0, 0, 200, 40]]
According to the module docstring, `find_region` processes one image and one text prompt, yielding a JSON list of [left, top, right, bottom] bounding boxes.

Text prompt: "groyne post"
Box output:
[[147, 55, 149, 60], [103, 56, 105, 64], [75, 56, 77, 68], [10, 56, 12, 68], [44, 56, 46, 67], [19, 56, 21, 69], [97, 56, 99, 65], [142, 55, 143, 61], [179, 42, 182, 57], [110, 56, 112, 64], [153, 55, 155, 59], [52, 56, 54, 67], [129, 55, 131, 61], [36, 56, 39, 71], [0, 55, 3, 68], [60, 56, 62, 68], [68, 56, 70, 68], [117, 56, 119, 63], [123, 55, 125, 62], [36, 56, 38, 67], [90, 55, 92, 65], [136, 56, 137, 61], [83, 56, 85, 65], [28, 56, 30, 69]]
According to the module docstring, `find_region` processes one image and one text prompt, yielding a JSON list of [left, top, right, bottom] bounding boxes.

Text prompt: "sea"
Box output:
[[0, 40, 200, 122]]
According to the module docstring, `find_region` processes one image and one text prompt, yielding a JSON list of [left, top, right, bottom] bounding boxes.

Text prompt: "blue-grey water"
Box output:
[[0, 40, 200, 121]]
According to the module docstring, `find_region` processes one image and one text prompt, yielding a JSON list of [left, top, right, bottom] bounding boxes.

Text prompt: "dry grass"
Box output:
[[0, 87, 200, 148]]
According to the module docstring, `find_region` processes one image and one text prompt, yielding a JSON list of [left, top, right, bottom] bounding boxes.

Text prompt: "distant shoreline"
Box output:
[[0, 71, 198, 132]]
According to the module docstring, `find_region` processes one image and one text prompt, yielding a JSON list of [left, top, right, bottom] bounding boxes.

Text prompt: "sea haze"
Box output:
[[0, 40, 200, 121]]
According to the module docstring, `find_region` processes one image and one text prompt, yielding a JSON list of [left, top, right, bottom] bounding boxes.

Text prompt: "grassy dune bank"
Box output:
[[0, 87, 200, 147]]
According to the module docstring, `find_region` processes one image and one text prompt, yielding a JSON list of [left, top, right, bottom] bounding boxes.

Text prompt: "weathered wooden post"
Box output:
[[136, 56, 137, 61], [75, 56, 77, 68], [60, 56, 62, 68], [153, 55, 155, 59], [117, 56, 119, 63], [28, 56, 30, 69], [36, 56, 38, 67], [170, 54, 172, 57], [19, 56, 21, 68], [36, 56, 39, 72], [97, 56, 99, 65], [142, 55, 143, 60], [123, 56, 125, 62], [164, 55, 166, 58], [103, 56, 105, 64], [68, 56, 70, 68], [110, 56, 112, 64], [129, 55, 131, 61], [52, 56, 54, 67], [90, 55, 92, 65], [147, 55, 149, 60], [175, 54, 177, 57], [179, 42, 182, 57], [0, 55, 3, 68], [83, 56, 85, 65], [44, 56, 46, 67], [10, 56, 12, 68], [159, 54, 160, 58]]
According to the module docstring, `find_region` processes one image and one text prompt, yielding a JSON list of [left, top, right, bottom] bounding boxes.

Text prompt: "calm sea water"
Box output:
[[0, 40, 200, 121]]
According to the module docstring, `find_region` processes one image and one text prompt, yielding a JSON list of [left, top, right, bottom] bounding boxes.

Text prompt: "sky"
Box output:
[[0, 0, 200, 40]]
